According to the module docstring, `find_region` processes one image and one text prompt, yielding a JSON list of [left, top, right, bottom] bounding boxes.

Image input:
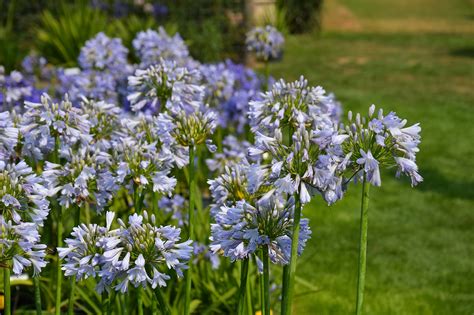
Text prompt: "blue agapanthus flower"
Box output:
[[0, 111, 18, 161], [0, 67, 43, 110], [342, 104, 423, 187], [20, 93, 92, 160], [246, 25, 284, 61], [0, 160, 50, 276], [200, 60, 264, 132], [21, 54, 52, 81], [249, 76, 341, 136], [0, 217, 48, 276], [133, 27, 192, 67], [0, 160, 50, 225], [127, 59, 203, 114], [79, 32, 130, 76], [59, 211, 193, 293], [42, 147, 118, 212], [248, 77, 349, 205], [210, 198, 311, 264], [57, 68, 119, 103]]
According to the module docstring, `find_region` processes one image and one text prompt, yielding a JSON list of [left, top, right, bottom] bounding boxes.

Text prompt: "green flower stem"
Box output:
[[281, 122, 294, 314], [356, 175, 371, 315], [53, 135, 60, 164], [281, 265, 290, 314], [67, 276, 76, 315], [55, 206, 63, 315], [134, 185, 142, 214], [259, 250, 267, 315], [262, 246, 270, 315], [281, 190, 301, 315], [137, 288, 143, 315], [154, 288, 171, 315], [102, 292, 111, 315], [68, 206, 80, 315], [34, 276, 42, 315], [152, 191, 160, 218], [216, 127, 223, 152], [184, 145, 195, 315], [121, 294, 127, 315], [246, 266, 253, 315], [85, 202, 90, 224], [264, 61, 270, 91], [4, 266, 11, 315], [237, 259, 250, 315]]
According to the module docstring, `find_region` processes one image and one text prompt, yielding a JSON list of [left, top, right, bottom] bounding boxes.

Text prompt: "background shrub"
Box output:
[[276, 0, 323, 34]]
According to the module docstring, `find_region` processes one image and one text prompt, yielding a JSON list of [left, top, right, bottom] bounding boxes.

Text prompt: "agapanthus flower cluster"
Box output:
[[117, 114, 188, 168], [21, 54, 52, 81], [42, 147, 117, 212], [249, 77, 348, 205], [249, 76, 341, 135], [0, 160, 50, 275], [0, 66, 43, 110], [79, 32, 129, 75], [250, 126, 350, 205], [59, 211, 193, 293], [80, 98, 123, 151], [0, 218, 47, 275], [55, 33, 131, 104], [341, 105, 423, 187], [128, 59, 204, 114], [58, 69, 119, 103], [246, 25, 284, 61], [200, 60, 264, 132], [21, 54, 48, 76], [111, 137, 177, 196], [133, 27, 192, 68], [167, 109, 217, 150], [208, 160, 271, 216], [20, 94, 92, 160], [210, 197, 311, 264], [0, 111, 18, 161]]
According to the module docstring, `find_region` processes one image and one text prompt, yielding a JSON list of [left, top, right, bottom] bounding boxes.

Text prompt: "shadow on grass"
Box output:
[[449, 47, 474, 58], [418, 167, 474, 200]]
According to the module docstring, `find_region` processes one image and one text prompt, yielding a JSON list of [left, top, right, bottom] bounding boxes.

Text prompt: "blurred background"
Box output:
[[1, 0, 473, 314]]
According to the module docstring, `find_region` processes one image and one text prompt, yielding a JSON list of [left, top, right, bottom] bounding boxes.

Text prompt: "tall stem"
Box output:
[[68, 206, 80, 315], [281, 266, 290, 314], [134, 185, 142, 214], [184, 145, 195, 315], [246, 266, 253, 315], [262, 246, 270, 315], [67, 277, 76, 315], [356, 175, 370, 315], [55, 206, 63, 315], [137, 288, 143, 315], [237, 259, 249, 315], [264, 61, 270, 91], [281, 124, 294, 314], [4, 267, 11, 315], [34, 276, 42, 315], [259, 251, 266, 315], [281, 190, 301, 315], [103, 292, 111, 315], [154, 288, 171, 315]]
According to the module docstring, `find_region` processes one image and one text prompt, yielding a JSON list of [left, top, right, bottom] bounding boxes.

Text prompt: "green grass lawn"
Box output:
[[268, 1, 474, 314]]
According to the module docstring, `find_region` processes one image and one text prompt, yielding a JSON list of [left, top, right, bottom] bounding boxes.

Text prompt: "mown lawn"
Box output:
[[268, 1, 474, 314]]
